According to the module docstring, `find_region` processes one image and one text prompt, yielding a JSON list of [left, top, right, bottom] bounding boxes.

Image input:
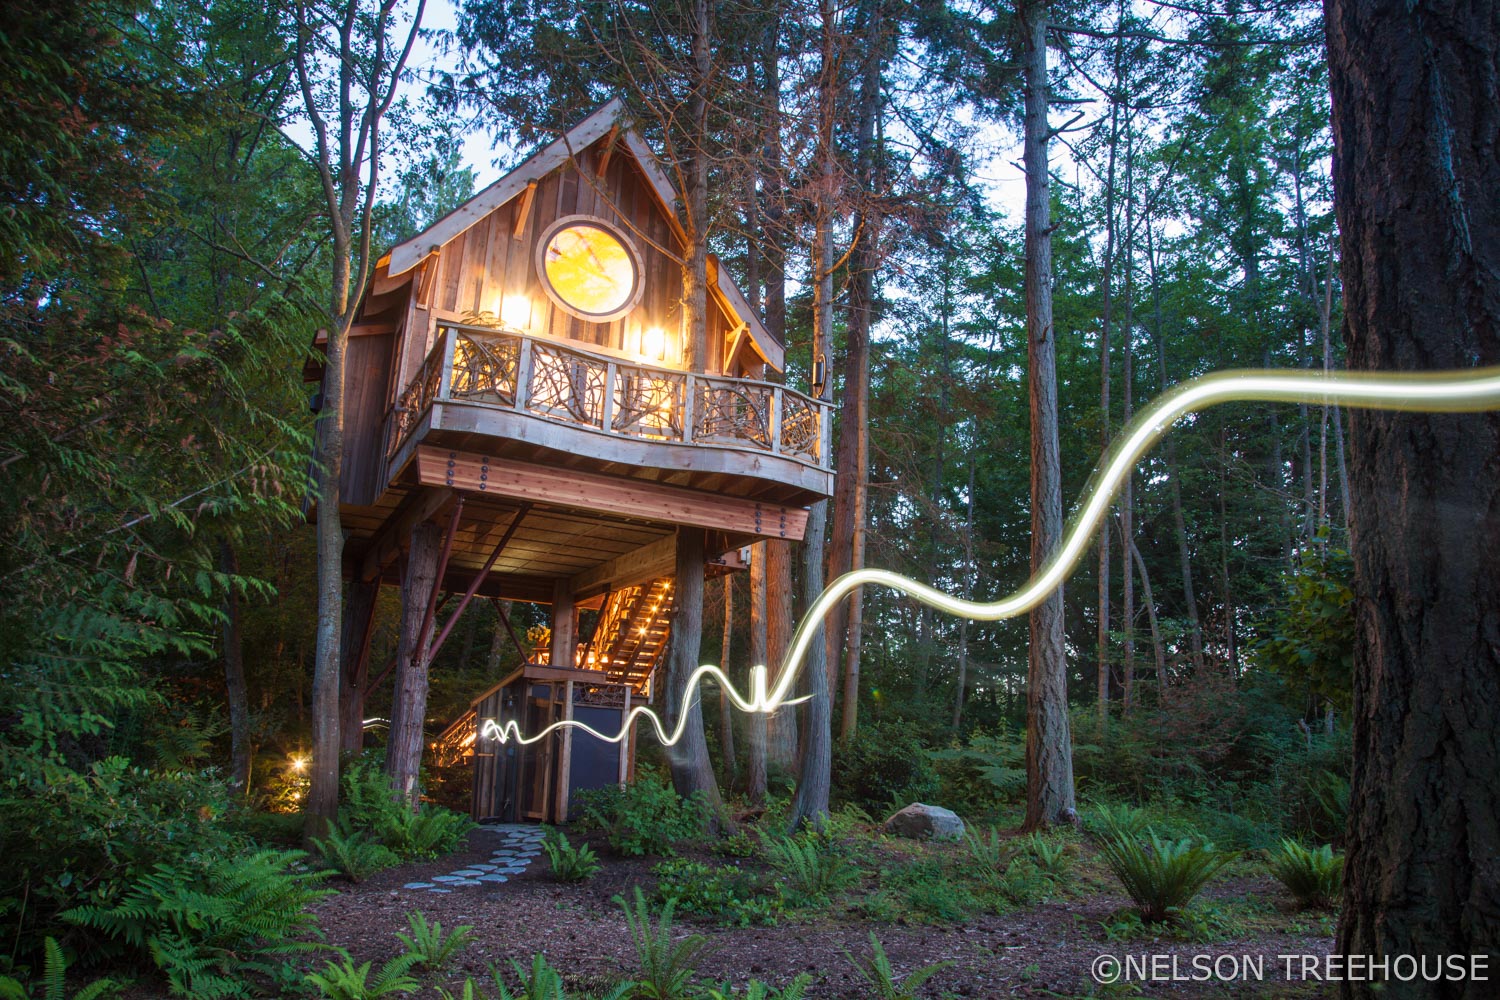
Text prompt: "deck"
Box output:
[[385, 323, 833, 506]]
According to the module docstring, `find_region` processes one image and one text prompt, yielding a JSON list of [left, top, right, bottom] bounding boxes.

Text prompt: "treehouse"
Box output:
[[310, 99, 831, 824]]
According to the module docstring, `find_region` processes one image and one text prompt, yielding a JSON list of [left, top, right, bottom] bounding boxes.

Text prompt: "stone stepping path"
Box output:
[[402, 823, 546, 893]]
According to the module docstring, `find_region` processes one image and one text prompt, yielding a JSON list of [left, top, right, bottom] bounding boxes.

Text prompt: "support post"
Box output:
[[551, 579, 577, 668], [555, 680, 575, 822], [387, 519, 444, 806], [339, 575, 381, 756]]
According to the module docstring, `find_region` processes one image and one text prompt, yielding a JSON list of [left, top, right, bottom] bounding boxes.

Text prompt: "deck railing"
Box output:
[[387, 324, 831, 470]]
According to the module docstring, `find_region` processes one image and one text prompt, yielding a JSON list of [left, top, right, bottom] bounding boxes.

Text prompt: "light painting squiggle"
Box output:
[[480, 366, 1500, 749]]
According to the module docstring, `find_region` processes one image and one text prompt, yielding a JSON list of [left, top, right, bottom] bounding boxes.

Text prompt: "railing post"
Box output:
[[821, 400, 832, 467], [769, 388, 782, 455], [515, 335, 533, 413], [602, 361, 617, 435], [683, 374, 697, 444], [437, 328, 457, 401]]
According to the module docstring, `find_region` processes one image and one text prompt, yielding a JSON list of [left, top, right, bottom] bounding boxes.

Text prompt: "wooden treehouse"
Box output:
[[310, 99, 832, 824]]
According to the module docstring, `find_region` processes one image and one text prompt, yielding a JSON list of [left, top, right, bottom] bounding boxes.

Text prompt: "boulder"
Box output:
[[882, 802, 965, 841]]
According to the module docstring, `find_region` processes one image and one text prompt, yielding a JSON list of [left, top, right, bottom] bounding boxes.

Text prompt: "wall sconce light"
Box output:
[[500, 295, 532, 331], [812, 354, 827, 396], [642, 326, 668, 362]]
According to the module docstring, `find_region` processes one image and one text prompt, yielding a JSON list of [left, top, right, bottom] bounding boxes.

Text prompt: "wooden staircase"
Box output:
[[587, 577, 674, 697]]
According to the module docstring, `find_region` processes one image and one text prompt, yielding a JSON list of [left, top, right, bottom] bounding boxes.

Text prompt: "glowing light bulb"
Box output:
[[500, 296, 532, 331], [642, 326, 667, 361]]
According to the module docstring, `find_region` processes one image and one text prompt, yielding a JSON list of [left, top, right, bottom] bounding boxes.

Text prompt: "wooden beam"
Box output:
[[595, 125, 619, 177], [512, 180, 537, 240], [416, 446, 809, 540], [359, 488, 456, 582], [551, 578, 576, 668], [570, 535, 677, 597], [426, 503, 532, 661]]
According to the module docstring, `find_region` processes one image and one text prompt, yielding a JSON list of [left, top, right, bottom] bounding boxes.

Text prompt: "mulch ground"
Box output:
[[310, 826, 1339, 999]]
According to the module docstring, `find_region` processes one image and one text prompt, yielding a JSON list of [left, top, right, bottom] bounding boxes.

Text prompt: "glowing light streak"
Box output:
[[480, 366, 1500, 750]]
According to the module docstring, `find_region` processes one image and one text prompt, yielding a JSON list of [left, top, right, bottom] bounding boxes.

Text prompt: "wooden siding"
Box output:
[[341, 332, 394, 505], [394, 140, 743, 398]]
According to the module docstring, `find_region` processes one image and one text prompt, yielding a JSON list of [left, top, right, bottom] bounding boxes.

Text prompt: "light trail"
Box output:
[[481, 365, 1500, 749]]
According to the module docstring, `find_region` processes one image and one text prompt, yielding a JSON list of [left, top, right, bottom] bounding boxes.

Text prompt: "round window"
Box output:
[[535, 215, 643, 322]]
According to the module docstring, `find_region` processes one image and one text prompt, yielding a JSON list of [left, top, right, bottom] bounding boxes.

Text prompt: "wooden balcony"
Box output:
[[385, 324, 833, 506]]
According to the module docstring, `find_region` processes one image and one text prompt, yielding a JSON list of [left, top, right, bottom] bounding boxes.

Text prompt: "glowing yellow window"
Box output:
[[536, 216, 643, 322]]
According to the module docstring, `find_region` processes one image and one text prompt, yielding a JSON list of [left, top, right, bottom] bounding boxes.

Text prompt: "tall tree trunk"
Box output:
[[219, 539, 251, 796], [1119, 130, 1136, 716], [1096, 96, 1119, 728], [789, 0, 838, 831], [1127, 536, 1167, 702], [828, 0, 882, 722], [765, 538, 798, 771], [1146, 219, 1206, 670], [747, 541, 769, 802], [665, 528, 723, 820], [952, 455, 977, 730], [387, 520, 441, 806], [1325, 1, 1500, 988], [1019, 0, 1076, 831], [719, 575, 738, 781]]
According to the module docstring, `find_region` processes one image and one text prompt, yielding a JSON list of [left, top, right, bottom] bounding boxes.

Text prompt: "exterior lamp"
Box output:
[[642, 326, 668, 362], [812, 354, 827, 396], [500, 295, 532, 332]]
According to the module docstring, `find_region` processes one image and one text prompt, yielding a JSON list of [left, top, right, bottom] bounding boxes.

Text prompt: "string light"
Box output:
[[481, 365, 1500, 749]]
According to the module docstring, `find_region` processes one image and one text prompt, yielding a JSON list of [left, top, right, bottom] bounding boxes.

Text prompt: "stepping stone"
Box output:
[[478, 873, 509, 882], [429, 888, 452, 894], [451, 870, 483, 877], [470, 864, 496, 871], [452, 879, 483, 886], [403, 882, 435, 889], [432, 875, 463, 883]]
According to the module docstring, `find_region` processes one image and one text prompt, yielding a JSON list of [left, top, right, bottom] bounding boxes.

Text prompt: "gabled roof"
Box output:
[[384, 98, 782, 371]]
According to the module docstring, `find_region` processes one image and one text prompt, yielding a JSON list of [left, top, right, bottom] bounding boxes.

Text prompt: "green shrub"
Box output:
[[844, 932, 951, 1000], [831, 725, 938, 815], [618, 888, 715, 1000], [574, 776, 706, 857], [62, 848, 331, 998], [340, 759, 474, 860], [651, 859, 780, 927], [0, 753, 247, 963], [1266, 841, 1343, 909], [0, 937, 118, 1000], [758, 832, 859, 906], [929, 730, 1026, 815], [472, 954, 632, 1000], [394, 911, 475, 972], [883, 858, 980, 921], [304, 955, 421, 1000], [541, 831, 602, 882], [1094, 826, 1236, 924], [312, 823, 400, 883], [710, 828, 758, 859], [1083, 802, 1150, 838]]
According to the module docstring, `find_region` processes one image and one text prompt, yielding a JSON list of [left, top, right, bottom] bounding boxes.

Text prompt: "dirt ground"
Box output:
[[311, 825, 1339, 999]]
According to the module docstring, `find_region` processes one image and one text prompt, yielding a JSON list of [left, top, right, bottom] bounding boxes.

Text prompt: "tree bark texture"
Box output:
[[747, 540, 769, 802], [386, 520, 441, 806], [719, 575, 738, 780], [1019, 0, 1077, 831], [664, 528, 724, 818], [1325, 0, 1500, 990]]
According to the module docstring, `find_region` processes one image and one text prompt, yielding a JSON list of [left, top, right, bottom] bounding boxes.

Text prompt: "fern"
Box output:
[[62, 849, 331, 997], [1266, 840, 1343, 909], [618, 888, 714, 1000], [395, 911, 475, 972], [0, 937, 117, 1000], [304, 954, 421, 1000], [1094, 827, 1236, 924], [313, 823, 400, 883], [844, 933, 952, 1000], [1025, 834, 1072, 878], [541, 831, 603, 882], [697, 975, 812, 1000], [963, 827, 1021, 882], [759, 833, 859, 905]]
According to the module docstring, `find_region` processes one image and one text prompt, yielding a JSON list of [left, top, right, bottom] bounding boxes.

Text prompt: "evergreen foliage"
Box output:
[[1266, 840, 1343, 910]]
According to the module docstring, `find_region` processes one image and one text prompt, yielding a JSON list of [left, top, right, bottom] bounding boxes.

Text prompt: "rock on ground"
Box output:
[[883, 802, 965, 841]]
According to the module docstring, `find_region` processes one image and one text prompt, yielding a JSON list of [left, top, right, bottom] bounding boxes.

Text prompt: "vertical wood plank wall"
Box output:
[[394, 141, 742, 397]]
